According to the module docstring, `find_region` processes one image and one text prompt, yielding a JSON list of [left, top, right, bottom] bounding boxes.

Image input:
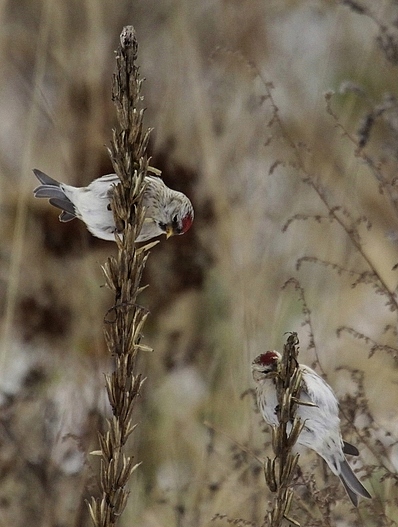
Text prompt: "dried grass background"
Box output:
[[0, 0, 397, 526]]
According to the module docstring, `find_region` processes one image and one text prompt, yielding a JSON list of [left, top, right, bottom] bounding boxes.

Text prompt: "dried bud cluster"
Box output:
[[264, 333, 302, 527], [88, 26, 155, 527]]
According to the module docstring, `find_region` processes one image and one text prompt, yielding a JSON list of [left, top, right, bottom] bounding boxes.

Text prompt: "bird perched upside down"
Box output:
[[33, 168, 194, 242], [252, 351, 372, 507]]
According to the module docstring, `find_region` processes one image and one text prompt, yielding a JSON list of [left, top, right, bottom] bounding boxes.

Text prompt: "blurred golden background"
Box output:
[[0, 0, 398, 525]]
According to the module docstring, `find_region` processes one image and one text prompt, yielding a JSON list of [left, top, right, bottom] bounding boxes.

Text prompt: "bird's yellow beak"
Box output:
[[166, 225, 174, 239]]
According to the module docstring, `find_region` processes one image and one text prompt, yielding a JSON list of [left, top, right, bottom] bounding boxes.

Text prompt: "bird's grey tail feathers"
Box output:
[[339, 458, 371, 507], [59, 210, 76, 222], [340, 475, 359, 507], [33, 169, 76, 222], [48, 198, 76, 219], [33, 169, 61, 187]]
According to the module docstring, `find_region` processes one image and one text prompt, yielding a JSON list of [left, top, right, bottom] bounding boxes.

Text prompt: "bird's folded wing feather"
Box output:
[[300, 367, 339, 415], [343, 441, 359, 456]]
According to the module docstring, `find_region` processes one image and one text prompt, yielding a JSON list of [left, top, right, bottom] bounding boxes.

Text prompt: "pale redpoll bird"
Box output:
[[33, 169, 194, 242], [252, 351, 371, 506]]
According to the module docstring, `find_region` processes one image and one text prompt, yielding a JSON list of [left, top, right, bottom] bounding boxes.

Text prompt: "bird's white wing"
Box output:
[[87, 174, 120, 200], [300, 366, 339, 415], [95, 174, 120, 184]]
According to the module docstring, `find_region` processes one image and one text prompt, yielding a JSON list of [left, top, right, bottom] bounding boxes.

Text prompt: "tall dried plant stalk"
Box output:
[[88, 26, 156, 527], [264, 333, 303, 527]]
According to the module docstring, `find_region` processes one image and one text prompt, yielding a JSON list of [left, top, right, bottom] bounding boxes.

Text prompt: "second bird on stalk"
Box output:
[[252, 351, 372, 507]]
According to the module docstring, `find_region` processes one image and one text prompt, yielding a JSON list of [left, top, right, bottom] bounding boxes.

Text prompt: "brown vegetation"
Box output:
[[0, 1, 397, 526]]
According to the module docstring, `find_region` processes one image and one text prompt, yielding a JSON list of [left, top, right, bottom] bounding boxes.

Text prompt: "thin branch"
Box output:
[[255, 71, 398, 312]]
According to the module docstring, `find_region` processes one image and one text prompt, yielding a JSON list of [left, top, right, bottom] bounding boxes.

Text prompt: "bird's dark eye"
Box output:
[[158, 222, 167, 231], [172, 215, 178, 223]]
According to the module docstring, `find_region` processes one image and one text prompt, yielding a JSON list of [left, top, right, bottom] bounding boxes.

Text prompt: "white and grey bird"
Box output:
[[252, 351, 371, 507], [33, 169, 194, 242]]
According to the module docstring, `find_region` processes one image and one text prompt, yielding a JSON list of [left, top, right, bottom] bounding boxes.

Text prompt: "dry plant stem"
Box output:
[[255, 69, 398, 312], [264, 333, 303, 527], [87, 26, 155, 527]]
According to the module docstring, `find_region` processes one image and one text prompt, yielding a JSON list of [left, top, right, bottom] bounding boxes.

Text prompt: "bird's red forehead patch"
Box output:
[[182, 214, 193, 233], [255, 351, 279, 366]]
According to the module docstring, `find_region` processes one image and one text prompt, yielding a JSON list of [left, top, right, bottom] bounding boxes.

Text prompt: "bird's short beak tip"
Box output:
[[165, 227, 174, 239]]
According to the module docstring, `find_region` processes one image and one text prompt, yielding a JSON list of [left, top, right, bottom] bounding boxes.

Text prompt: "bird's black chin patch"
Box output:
[[263, 370, 278, 379], [172, 220, 182, 235]]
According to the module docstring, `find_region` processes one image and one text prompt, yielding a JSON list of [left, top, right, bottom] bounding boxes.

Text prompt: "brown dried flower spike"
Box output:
[[264, 332, 303, 527], [88, 26, 156, 527]]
